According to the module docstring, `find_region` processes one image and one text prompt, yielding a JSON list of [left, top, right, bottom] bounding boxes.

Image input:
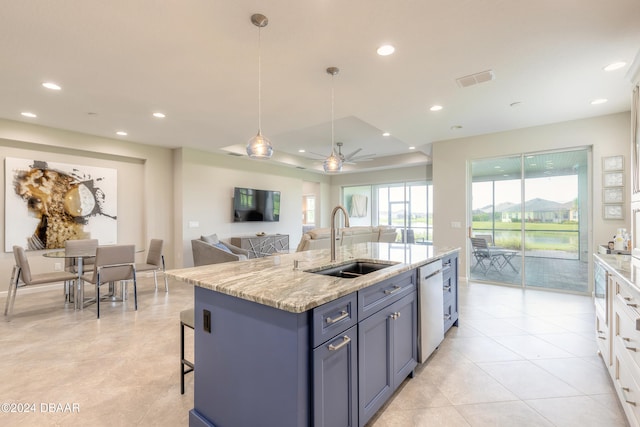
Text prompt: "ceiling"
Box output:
[[0, 1, 639, 174]]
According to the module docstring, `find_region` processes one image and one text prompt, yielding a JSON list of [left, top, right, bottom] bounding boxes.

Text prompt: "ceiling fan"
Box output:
[[309, 142, 376, 164]]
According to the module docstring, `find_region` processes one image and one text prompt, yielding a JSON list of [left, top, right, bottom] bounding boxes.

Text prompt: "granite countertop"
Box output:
[[167, 242, 459, 313], [594, 253, 636, 286]]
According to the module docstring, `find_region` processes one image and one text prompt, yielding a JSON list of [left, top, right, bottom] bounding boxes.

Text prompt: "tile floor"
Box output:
[[0, 276, 629, 427]]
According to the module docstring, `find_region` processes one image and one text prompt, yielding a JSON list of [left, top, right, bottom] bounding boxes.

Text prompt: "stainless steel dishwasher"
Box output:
[[418, 259, 444, 363]]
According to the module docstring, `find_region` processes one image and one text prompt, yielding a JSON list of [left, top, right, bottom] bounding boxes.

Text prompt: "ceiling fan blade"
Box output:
[[344, 148, 362, 161], [351, 153, 376, 161], [306, 151, 328, 158]]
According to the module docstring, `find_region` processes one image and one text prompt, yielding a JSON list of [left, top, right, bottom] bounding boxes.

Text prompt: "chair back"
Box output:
[[65, 239, 99, 271], [13, 246, 33, 285], [470, 237, 489, 251], [146, 239, 164, 266], [91, 245, 135, 283]]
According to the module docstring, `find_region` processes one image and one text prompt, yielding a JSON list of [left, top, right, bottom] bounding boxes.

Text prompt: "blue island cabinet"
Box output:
[[190, 268, 418, 427]]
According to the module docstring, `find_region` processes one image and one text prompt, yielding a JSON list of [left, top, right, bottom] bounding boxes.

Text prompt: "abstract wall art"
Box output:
[[5, 157, 117, 251]]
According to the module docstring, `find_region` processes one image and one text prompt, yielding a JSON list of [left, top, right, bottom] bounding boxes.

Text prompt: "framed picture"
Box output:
[[603, 204, 624, 220], [603, 155, 624, 172], [603, 172, 624, 187], [603, 187, 624, 203]]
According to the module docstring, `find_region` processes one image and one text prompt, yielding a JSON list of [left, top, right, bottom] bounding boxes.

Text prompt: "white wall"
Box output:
[[433, 112, 631, 282], [0, 118, 174, 284], [177, 148, 330, 267]]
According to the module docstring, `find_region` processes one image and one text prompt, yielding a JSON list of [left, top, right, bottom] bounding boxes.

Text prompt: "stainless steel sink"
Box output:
[[307, 261, 398, 279]]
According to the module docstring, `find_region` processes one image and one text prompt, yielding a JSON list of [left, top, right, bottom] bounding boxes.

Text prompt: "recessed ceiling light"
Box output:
[[298, 149, 306, 153], [430, 105, 443, 112], [604, 62, 626, 71], [377, 45, 395, 56], [152, 112, 166, 118], [42, 82, 61, 90], [21, 112, 37, 118], [409, 146, 415, 150], [116, 131, 128, 136], [382, 132, 390, 137], [590, 98, 608, 105]]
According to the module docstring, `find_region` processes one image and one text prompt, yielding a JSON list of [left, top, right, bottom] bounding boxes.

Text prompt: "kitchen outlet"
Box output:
[[54, 262, 63, 271], [189, 220, 200, 229], [203, 309, 211, 333]]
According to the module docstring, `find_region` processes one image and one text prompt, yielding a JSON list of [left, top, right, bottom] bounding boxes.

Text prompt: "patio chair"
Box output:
[[470, 237, 503, 274]]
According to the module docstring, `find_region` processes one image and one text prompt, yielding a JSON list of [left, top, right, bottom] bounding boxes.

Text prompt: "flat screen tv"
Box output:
[[233, 187, 280, 222]]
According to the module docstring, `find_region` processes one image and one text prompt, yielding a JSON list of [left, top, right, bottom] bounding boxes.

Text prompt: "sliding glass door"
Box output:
[[470, 149, 590, 293]]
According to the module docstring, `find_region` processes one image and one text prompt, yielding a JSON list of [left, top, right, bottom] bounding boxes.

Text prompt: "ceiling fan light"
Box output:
[[246, 131, 273, 159], [323, 152, 343, 173]]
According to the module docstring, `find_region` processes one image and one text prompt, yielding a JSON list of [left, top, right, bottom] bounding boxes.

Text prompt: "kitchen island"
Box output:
[[168, 242, 459, 427]]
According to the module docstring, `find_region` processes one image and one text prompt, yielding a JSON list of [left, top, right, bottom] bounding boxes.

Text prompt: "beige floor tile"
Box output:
[[532, 357, 615, 395], [456, 401, 555, 427], [492, 334, 575, 359], [534, 332, 598, 357], [369, 406, 471, 427], [524, 395, 629, 427], [445, 335, 524, 363], [0, 276, 629, 427], [477, 360, 581, 399]]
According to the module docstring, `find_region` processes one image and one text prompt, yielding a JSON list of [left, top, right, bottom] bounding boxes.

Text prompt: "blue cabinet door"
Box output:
[[313, 325, 358, 427], [358, 302, 393, 426], [391, 291, 418, 386]]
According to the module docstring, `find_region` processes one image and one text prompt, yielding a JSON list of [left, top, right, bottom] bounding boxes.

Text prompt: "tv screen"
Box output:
[[233, 187, 280, 222]]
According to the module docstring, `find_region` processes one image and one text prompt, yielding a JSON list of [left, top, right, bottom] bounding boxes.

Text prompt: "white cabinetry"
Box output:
[[595, 254, 640, 427]]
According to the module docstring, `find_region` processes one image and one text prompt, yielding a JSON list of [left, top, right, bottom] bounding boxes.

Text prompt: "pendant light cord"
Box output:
[[257, 26, 262, 132], [331, 77, 335, 154]]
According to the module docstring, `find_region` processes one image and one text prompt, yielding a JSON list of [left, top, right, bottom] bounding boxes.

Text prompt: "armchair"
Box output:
[[191, 234, 248, 266]]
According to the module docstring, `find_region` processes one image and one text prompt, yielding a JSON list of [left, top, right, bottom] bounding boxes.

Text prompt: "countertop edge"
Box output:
[[168, 244, 460, 313]]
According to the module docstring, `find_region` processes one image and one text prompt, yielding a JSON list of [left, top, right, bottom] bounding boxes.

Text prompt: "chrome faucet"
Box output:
[[330, 205, 350, 262]]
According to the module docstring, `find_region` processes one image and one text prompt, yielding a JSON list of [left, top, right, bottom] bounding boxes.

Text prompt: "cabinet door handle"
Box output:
[[384, 285, 402, 295], [444, 314, 452, 320], [328, 335, 351, 351], [623, 337, 637, 352], [622, 387, 637, 406], [389, 312, 401, 320], [627, 302, 639, 308], [326, 310, 349, 324], [443, 285, 451, 291]]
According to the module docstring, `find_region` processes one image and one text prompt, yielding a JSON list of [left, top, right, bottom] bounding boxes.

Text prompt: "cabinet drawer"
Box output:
[[615, 297, 640, 374], [312, 293, 358, 348], [596, 309, 610, 367], [614, 345, 640, 426], [443, 274, 456, 301], [358, 270, 416, 320], [444, 300, 457, 332]]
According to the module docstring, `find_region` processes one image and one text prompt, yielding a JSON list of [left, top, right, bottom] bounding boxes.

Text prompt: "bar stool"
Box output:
[[180, 308, 195, 394]]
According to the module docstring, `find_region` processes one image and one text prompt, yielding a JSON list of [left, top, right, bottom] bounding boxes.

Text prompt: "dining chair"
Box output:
[[180, 307, 195, 394], [64, 238, 99, 302], [4, 245, 77, 320], [135, 239, 168, 292], [81, 244, 137, 319]]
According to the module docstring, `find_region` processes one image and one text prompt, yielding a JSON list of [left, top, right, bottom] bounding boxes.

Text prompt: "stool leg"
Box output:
[[180, 321, 185, 395]]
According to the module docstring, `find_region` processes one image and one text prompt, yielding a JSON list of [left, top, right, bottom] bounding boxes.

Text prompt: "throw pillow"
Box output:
[[213, 242, 232, 254], [201, 233, 219, 244]]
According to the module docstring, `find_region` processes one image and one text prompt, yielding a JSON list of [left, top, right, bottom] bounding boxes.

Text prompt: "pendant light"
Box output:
[[323, 67, 342, 173], [246, 13, 273, 159]]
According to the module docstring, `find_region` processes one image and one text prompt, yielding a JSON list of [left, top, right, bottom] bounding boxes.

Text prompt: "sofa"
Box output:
[[191, 233, 249, 266], [295, 226, 397, 252]]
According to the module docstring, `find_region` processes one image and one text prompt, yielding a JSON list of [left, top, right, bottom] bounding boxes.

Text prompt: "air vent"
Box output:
[[456, 70, 495, 88]]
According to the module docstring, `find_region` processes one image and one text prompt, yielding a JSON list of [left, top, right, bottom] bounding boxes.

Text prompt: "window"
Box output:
[[342, 181, 433, 243], [302, 195, 315, 225]]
